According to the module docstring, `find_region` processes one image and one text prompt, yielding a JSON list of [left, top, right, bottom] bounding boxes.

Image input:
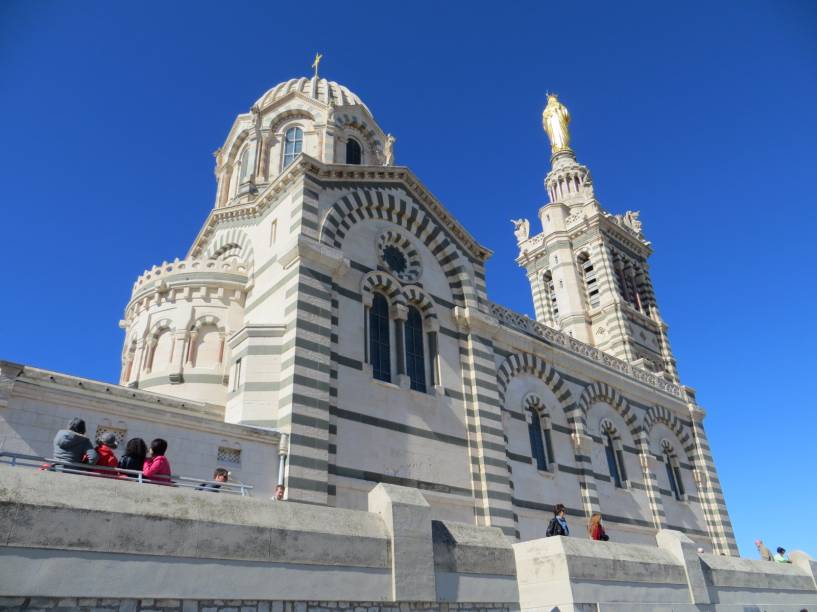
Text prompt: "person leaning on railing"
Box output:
[[142, 438, 172, 484], [52, 418, 98, 466], [93, 432, 119, 475], [117, 438, 147, 478]]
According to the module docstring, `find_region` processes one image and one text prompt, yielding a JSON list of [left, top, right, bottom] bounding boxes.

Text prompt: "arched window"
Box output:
[[283, 127, 303, 169], [346, 138, 362, 165], [525, 395, 554, 472], [193, 324, 223, 367], [405, 306, 426, 392], [369, 293, 391, 383], [543, 270, 559, 326], [527, 409, 548, 471], [149, 329, 174, 372], [602, 425, 628, 488], [578, 252, 600, 309], [662, 442, 685, 500], [238, 147, 251, 181]]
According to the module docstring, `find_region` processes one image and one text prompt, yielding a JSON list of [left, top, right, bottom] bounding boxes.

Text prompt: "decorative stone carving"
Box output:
[[511, 219, 530, 244], [384, 133, 396, 166], [611, 210, 643, 237]]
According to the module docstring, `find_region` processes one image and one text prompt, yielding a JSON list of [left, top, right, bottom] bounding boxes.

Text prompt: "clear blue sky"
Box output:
[[2, 1, 815, 558]]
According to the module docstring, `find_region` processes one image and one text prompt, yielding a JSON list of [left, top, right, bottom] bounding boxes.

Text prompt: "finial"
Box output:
[[312, 52, 323, 79]]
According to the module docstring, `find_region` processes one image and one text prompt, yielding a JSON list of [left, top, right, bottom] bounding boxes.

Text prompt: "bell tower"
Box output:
[[514, 94, 679, 381]]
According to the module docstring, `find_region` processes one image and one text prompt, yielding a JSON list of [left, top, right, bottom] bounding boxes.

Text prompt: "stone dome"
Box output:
[[254, 77, 370, 114]]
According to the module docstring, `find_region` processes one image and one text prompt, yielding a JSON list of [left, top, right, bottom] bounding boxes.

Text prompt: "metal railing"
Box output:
[[0, 451, 253, 496]]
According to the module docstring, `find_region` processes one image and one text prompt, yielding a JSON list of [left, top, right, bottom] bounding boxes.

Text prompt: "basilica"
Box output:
[[0, 69, 737, 555]]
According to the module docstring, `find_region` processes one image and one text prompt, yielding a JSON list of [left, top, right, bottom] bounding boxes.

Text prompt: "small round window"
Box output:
[[377, 230, 421, 283]]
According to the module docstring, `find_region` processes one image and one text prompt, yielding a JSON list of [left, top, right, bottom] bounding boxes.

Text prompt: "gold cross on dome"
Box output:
[[312, 52, 323, 78]]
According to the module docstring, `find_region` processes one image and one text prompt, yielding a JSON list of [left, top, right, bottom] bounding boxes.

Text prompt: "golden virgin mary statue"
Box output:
[[542, 94, 571, 154]]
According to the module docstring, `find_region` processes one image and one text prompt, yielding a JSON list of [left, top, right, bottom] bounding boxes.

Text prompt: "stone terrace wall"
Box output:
[[1, 465, 816, 611], [0, 599, 516, 612]]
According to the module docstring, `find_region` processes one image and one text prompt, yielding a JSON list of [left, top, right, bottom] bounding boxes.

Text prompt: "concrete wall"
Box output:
[[2, 465, 816, 612], [0, 362, 281, 497], [0, 467, 516, 606], [514, 530, 817, 611]]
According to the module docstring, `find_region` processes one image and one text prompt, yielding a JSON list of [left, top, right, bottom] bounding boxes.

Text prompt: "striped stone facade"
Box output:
[[111, 77, 737, 554]]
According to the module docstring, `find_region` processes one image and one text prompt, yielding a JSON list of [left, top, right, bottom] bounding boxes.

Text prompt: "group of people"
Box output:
[[50, 417, 286, 499], [755, 539, 793, 564], [52, 417, 176, 485], [545, 505, 795, 563], [545, 504, 609, 541]]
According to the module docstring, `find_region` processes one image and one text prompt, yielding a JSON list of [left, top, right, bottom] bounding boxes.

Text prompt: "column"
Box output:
[[426, 321, 440, 390], [185, 331, 198, 367], [393, 304, 408, 388]]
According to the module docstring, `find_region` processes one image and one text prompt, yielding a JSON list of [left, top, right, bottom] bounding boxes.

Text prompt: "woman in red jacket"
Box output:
[[588, 513, 609, 541], [142, 438, 172, 484]]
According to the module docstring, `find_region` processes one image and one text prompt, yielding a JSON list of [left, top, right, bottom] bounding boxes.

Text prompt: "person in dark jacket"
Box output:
[[546, 503, 570, 537], [52, 418, 98, 465], [198, 468, 229, 492], [117, 438, 147, 477]]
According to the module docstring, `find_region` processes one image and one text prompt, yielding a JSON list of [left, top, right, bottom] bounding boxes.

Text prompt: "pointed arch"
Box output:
[[496, 353, 581, 432], [203, 228, 255, 269], [578, 381, 641, 441], [320, 188, 479, 308]]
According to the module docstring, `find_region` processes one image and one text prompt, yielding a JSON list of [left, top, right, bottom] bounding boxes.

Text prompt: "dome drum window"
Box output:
[[346, 138, 362, 165], [283, 127, 303, 169]]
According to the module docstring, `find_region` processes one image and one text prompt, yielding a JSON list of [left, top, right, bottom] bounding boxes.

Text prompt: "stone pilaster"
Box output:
[[276, 235, 348, 504], [454, 307, 516, 537], [571, 431, 601, 518], [689, 405, 738, 555], [637, 432, 667, 530]]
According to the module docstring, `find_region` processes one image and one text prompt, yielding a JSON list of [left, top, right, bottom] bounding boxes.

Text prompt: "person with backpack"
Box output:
[[588, 513, 609, 541], [546, 503, 570, 537]]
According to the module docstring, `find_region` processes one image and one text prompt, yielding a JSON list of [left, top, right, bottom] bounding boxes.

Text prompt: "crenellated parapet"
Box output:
[[120, 257, 251, 406], [126, 258, 250, 319]]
